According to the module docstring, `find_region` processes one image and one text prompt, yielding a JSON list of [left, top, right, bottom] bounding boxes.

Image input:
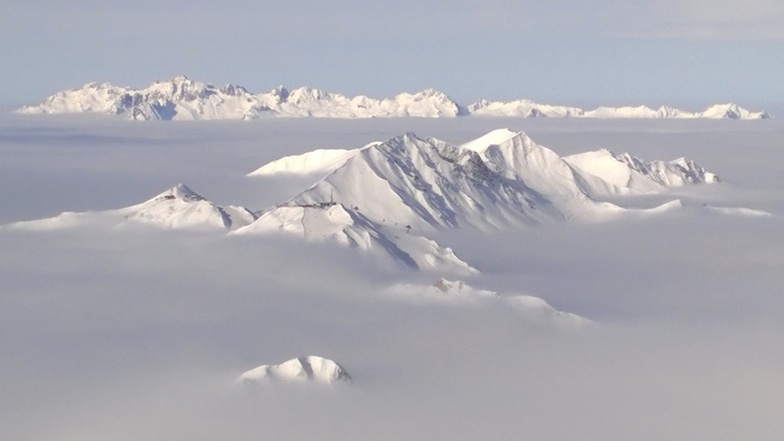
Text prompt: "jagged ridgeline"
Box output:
[[18, 76, 770, 120]]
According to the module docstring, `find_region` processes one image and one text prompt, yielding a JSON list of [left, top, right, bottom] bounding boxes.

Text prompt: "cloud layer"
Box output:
[[1, 116, 784, 440]]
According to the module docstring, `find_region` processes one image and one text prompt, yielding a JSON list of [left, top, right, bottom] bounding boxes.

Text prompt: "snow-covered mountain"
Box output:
[[235, 129, 720, 270], [18, 76, 464, 120], [468, 100, 770, 119], [258, 129, 718, 235], [387, 278, 590, 328], [17, 76, 770, 120], [563, 149, 720, 197], [8, 184, 256, 231], [239, 356, 352, 385], [5, 129, 723, 272]]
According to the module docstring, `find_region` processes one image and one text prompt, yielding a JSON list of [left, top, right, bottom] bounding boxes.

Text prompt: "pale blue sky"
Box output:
[[3, 0, 783, 109]]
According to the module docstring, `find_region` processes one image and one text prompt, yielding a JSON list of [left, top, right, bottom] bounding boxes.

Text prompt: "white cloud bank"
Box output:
[[1, 115, 783, 440]]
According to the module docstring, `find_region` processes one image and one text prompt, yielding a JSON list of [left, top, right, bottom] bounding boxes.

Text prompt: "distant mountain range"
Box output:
[[17, 76, 770, 120]]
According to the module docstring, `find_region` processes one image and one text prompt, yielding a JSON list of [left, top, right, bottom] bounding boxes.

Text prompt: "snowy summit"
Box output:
[[17, 76, 770, 120], [8, 183, 256, 232], [239, 356, 352, 385]]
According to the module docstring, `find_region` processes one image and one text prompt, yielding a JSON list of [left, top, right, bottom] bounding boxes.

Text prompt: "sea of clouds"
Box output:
[[1, 114, 783, 440]]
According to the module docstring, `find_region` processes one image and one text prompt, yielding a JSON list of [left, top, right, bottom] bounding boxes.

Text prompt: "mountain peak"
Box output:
[[285, 86, 333, 104], [701, 103, 770, 119], [162, 75, 192, 83], [83, 81, 113, 90], [153, 183, 205, 202], [239, 355, 352, 385], [415, 88, 448, 98]]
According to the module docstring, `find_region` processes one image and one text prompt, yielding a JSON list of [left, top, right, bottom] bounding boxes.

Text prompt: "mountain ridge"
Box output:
[[17, 76, 771, 120], [4, 129, 729, 272]]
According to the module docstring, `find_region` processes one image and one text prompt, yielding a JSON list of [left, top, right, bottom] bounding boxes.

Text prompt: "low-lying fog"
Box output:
[[1, 114, 782, 440]]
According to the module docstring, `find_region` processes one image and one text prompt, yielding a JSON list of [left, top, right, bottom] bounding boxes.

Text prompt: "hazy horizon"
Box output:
[[3, 1, 782, 108]]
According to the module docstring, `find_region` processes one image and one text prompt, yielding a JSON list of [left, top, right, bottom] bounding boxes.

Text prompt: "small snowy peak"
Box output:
[[247, 148, 363, 177], [239, 356, 352, 385], [387, 279, 589, 328], [122, 184, 231, 230], [159, 183, 205, 201], [122, 185, 255, 230], [8, 184, 256, 231], [124, 184, 257, 230], [701, 103, 770, 120]]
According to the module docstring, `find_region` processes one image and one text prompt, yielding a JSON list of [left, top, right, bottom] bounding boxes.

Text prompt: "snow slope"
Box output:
[[387, 278, 589, 328], [232, 204, 476, 274], [247, 147, 366, 177], [564, 149, 720, 197], [239, 356, 352, 385], [8, 184, 256, 231], [18, 76, 770, 120]]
